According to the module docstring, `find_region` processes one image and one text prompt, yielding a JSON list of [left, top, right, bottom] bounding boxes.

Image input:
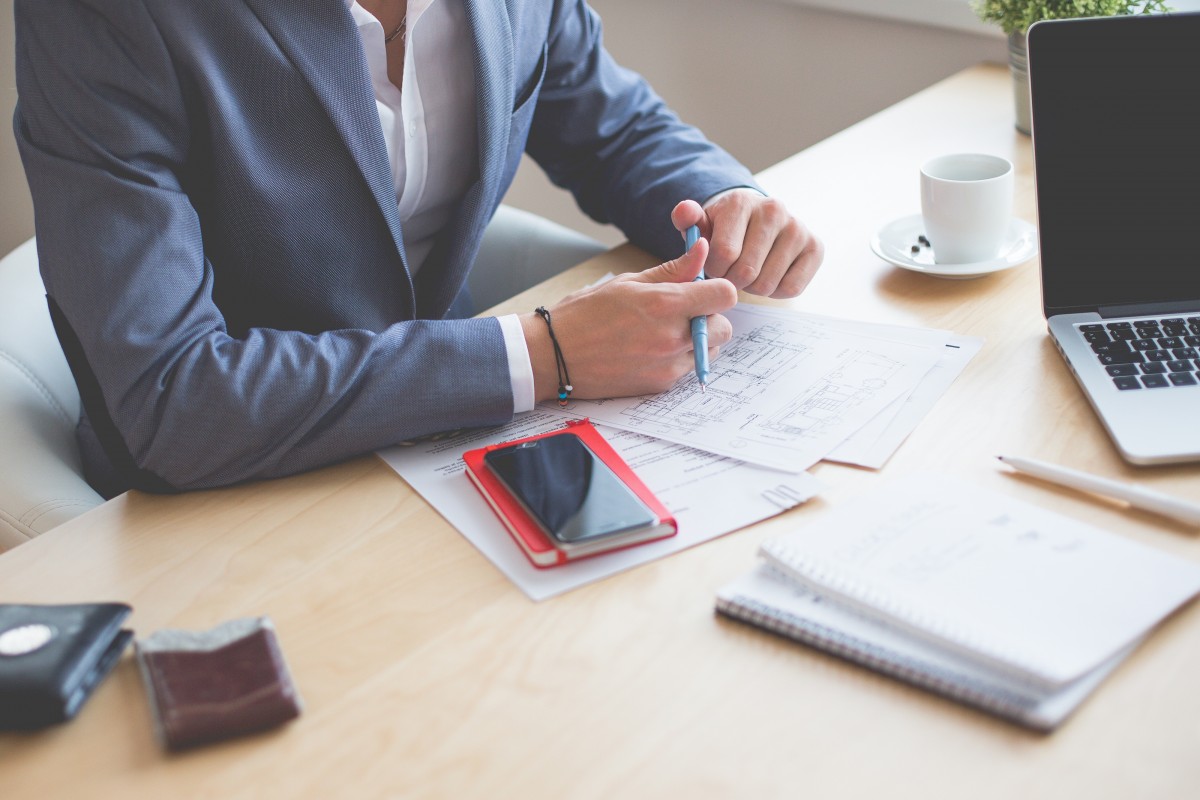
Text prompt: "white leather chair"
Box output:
[[0, 238, 103, 550], [469, 204, 607, 312]]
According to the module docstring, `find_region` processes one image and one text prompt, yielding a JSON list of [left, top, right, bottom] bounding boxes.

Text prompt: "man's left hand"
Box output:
[[671, 190, 824, 299]]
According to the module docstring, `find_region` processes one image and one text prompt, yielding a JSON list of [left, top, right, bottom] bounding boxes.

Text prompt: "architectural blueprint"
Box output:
[[540, 304, 944, 472]]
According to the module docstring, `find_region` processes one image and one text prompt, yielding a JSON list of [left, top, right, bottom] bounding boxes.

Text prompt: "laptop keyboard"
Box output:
[[1079, 317, 1200, 390]]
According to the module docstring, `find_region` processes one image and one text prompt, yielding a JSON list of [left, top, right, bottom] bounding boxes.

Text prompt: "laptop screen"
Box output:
[[1028, 13, 1200, 317]]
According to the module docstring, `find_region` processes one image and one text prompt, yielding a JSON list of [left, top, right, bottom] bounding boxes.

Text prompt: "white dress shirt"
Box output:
[[349, 0, 536, 412]]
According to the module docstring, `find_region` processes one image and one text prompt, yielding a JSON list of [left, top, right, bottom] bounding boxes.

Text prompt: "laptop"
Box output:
[[1027, 12, 1200, 465]]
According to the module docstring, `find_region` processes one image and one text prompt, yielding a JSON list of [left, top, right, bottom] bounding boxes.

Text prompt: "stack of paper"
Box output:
[[379, 304, 980, 599], [716, 473, 1200, 729], [537, 304, 981, 472]]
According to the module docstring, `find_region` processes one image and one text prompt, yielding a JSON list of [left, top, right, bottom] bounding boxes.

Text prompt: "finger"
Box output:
[[704, 311, 734, 348], [704, 200, 753, 279], [635, 280, 736, 344], [671, 199, 708, 240], [720, 200, 796, 291], [743, 221, 804, 297], [635, 237, 708, 284], [772, 235, 825, 298], [683, 278, 739, 319]]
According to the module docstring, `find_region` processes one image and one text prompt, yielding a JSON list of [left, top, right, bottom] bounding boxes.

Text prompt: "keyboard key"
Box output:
[[1134, 319, 1160, 327], [1084, 330, 1111, 343], [1111, 328, 1139, 341], [1158, 337, 1183, 349], [1137, 328, 1163, 339], [1099, 351, 1145, 365], [1080, 323, 1105, 332], [1106, 364, 1140, 376], [1142, 374, 1170, 388], [1186, 335, 1200, 346], [1141, 361, 1168, 374], [1132, 338, 1158, 351], [1106, 321, 1133, 329], [1168, 372, 1198, 386], [1167, 360, 1194, 372], [1162, 317, 1185, 325], [1174, 347, 1199, 359], [1113, 376, 1142, 390], [1093, 338, 1132, 352], [1163, 324, 1188, 337], [1146, 350, 1173, 362], [1189, 323, 1200, 335]]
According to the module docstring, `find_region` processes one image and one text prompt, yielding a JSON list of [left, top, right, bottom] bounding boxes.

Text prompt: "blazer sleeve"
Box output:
[[525, 0, 764, 261], [13, 0, 515, 492]]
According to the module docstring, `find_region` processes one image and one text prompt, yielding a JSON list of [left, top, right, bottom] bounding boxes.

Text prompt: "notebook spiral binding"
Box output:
[[715, 592, 1042, 722]]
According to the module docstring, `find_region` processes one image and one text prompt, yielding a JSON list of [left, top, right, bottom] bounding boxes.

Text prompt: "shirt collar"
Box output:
[[347, 0, 438, 29]]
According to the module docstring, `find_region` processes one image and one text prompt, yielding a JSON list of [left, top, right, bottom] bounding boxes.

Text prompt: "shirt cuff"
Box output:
[[498, 314, 536, 413]]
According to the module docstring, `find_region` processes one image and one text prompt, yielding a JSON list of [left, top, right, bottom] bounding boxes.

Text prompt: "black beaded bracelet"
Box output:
[[535, 306, 573, 407]]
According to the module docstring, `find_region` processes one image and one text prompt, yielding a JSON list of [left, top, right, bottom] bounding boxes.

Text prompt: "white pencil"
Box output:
[[996, 455, 1200, 527]]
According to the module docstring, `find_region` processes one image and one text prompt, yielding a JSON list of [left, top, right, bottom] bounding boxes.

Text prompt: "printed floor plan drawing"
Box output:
[[542, 304, 944, 473]]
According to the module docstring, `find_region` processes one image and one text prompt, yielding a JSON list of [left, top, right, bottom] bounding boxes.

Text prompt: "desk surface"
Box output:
[[3, 64, 1199, 799]]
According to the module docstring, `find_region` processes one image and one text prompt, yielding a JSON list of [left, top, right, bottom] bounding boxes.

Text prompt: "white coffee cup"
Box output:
[[920, 153, 1014, 265]]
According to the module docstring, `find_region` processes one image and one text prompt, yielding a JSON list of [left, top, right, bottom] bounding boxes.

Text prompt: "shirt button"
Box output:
[[408, 122, 417, 137]]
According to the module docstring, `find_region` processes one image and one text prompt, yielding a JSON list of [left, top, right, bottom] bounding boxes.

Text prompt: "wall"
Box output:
[[509, 0, 1005, 246], [0, 0, 1005, 256]]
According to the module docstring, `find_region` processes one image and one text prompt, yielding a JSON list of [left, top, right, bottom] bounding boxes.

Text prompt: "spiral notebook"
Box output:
[[716, 564, 1135, 730], [754, 474, 1200, 690], [717, 473, 1200, 727]]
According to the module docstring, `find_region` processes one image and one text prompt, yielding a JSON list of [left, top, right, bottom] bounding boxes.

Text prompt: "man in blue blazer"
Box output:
[[14, 0, 823, 497]]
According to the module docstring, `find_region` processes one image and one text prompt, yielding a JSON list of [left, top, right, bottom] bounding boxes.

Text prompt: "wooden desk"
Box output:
[[3, 64, 1198, 799]]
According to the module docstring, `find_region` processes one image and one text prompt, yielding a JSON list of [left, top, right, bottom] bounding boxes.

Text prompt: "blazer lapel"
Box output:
[[242, 0, 415, 312], [462, 0, 512, 202]]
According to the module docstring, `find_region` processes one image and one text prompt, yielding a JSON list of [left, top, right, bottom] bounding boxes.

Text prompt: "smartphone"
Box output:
[[483, 432, 661, 548]]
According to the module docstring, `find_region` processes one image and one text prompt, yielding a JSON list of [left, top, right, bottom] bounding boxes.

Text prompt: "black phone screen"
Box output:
[[483, 432, 658, 545]]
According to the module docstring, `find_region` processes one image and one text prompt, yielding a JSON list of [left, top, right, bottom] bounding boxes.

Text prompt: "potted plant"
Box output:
[[972, 1, 1173, 134]]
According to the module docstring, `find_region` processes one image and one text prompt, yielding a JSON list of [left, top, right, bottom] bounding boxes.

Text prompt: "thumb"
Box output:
[[636, 237, 708, 284]]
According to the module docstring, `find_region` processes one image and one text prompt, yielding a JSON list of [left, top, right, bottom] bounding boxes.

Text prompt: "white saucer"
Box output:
[[870, 214, 1039, 279]]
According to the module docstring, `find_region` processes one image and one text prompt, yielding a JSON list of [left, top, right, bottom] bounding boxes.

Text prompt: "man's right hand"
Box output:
[[520, 237, 737, 403]]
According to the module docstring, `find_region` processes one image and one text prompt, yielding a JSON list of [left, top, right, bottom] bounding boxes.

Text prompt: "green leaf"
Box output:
[[971, 0, 1175, 36]]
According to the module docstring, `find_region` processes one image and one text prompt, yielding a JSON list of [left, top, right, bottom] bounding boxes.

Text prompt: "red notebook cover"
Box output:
[[462, 419, 677, 568]]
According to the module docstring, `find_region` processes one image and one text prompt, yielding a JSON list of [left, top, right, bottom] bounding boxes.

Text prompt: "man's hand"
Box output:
[[521, 238, 737, 403], [672, 189, 824, 298]]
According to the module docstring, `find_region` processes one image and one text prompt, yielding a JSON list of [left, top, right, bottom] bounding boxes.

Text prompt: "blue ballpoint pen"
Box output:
[[686, 225, 709, 391]]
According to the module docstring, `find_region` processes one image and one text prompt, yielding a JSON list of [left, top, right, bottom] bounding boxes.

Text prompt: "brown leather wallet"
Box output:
[[135, 616, 302, 750]]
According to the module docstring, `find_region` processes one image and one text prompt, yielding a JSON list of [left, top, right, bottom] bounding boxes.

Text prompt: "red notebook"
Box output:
[[463, 419, 677, 568]]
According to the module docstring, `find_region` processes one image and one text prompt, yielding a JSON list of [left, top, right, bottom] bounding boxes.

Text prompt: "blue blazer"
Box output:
[[14, 0, 758, 495]]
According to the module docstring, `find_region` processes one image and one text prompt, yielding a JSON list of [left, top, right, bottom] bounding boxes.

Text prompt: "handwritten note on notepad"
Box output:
[[759, 473, 1200, 688]]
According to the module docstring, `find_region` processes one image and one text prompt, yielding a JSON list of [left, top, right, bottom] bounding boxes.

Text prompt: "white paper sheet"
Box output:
[[826, 332, 983, 468], [537, 304, 943, 473], [696, 305, 982, 468], [377, 410, 822, 600]]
